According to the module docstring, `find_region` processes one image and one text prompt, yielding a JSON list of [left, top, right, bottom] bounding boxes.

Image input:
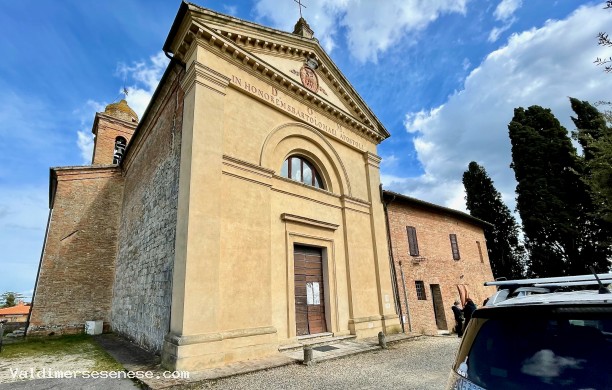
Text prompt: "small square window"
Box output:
[[415, 281, 426, 300]]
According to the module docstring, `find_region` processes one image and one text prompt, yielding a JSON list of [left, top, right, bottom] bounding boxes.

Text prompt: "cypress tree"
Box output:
[[463, 162, 525, 279], [508, 105, 609, 276], [571, 98, 612, 224]]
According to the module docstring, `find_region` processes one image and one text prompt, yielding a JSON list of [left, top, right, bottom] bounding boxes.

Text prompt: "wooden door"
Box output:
[[430, 284, 448, 330], [294, 245, 327, 336]]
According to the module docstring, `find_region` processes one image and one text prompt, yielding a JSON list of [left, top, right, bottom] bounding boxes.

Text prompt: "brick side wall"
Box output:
[[111, 64, 184, 353], [387, 201, 496, 335], [28, 167, 123, 336]]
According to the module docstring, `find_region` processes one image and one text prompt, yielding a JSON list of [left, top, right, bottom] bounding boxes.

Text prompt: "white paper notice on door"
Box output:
[[306, 282, 320, 305]]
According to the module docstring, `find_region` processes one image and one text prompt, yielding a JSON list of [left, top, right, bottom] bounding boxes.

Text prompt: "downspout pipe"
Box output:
[[381, 185, 407, 333]]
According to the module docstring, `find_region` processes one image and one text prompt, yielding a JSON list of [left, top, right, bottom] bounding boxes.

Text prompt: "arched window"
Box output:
[[113, 137, 127, 164], [281, 155, 324, 189]]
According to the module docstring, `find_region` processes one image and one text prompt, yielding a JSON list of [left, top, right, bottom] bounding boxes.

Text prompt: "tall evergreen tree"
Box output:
[[463, 162, 525, 279], [508, 105, 610, 277], [571, 98, 612, 224]]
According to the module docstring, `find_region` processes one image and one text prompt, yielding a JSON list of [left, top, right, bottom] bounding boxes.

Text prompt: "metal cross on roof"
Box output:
[[294, 0, 307, 18]]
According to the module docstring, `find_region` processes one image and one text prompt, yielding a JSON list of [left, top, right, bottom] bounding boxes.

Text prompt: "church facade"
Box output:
[[28, 2, 494, 371], [29, 2, 401, 370]]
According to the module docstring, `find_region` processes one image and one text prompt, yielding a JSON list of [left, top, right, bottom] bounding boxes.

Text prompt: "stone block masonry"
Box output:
[[111, 63, 185, 354]]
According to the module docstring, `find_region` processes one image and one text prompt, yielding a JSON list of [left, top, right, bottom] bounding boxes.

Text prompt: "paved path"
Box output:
[[199, 336, 461, 390]]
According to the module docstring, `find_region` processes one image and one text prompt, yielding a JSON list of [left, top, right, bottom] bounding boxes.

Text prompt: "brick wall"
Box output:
[[111, 63, 184, 353], [28, 166, 124, 336], [386, 198, 496, 335]]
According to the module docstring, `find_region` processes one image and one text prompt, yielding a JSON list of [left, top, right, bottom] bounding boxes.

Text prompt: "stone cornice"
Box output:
[[181, 60, 230, 96], [171, 21, 387, 145], [364, 151, 382, 169], [281, 213, 339, 231], [91, 112, 138, 136]]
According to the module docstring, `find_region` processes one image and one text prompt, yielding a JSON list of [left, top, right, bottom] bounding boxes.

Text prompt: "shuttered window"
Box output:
[[476, 241, 484, 263], [450, 234, 460, 260], [406, 226, 419, 256]]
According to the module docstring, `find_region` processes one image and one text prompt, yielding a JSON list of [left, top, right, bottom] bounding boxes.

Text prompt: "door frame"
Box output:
[[284, 228, 339, 341], [430, 284, 448, 330], [293, 244, 327, 336]]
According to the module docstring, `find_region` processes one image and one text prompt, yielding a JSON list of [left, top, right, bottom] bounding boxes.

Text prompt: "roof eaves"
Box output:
[[383, 189, 493, 228], [163, 1, 390, 141]]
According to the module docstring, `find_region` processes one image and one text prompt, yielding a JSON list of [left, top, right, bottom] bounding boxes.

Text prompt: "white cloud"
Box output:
[[380, 154, 400, 169], [398, 5, 612, 211], [494, 0, 522, 21], [117, 51, 169, 118], [77, 130, 94, 163], [0, 186, 48, 295], [255, 0, 468, 62], [488, 20, 514, 43], [223, 5, 238, 16], [489, 0, 522, 42], [73, 52, 169, 164]]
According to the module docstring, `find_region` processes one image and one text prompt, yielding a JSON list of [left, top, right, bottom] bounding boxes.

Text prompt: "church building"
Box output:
[[29, 2, 401, 370], [28, 1, 494, 371]]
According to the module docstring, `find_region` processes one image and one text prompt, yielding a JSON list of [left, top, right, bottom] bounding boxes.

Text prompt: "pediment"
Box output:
[[254, 52, 354, 115], [164, 2, 390, 143]]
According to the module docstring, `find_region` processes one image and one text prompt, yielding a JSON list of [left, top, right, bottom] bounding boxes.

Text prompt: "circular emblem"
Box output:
[[300, 66, 319, 93]]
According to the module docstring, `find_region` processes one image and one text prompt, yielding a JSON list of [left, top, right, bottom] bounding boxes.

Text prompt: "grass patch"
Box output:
[[1, 334, 123, 371]]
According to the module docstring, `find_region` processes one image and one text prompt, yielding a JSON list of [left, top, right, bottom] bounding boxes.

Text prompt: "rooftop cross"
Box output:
[[293, 0, 307, 19]]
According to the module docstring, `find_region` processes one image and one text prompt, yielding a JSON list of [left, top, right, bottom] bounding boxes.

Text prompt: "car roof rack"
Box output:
[[485, 273, 612, 288], [483, 273, 612, 305]]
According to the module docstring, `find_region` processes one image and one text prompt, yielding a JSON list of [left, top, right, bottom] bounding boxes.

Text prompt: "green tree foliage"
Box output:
[[1, 292, 24, 308], [571, 98, 612, 224], [463, 162, 525, 279], [508, 105, 610, 276], [594, 1, 612, 72]]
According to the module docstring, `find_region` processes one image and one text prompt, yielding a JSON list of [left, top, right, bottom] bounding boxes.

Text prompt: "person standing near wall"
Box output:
[[451, 301, 464, 337], [462, 298, 477, 334]]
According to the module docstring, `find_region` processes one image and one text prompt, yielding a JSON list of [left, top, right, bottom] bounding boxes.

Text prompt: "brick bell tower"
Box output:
[[28, 99, 139, 337], [91, 99, 138, 165]]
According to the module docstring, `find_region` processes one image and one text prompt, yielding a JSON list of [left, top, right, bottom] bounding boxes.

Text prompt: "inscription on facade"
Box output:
[[231, 74, 365, 150]]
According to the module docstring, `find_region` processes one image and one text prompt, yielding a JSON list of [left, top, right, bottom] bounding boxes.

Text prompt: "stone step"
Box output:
[[278, 334, 357, 352]]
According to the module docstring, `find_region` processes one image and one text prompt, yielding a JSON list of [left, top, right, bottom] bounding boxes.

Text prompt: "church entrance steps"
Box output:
[[95, 332, 422, 388], [278, 333, 356, 352]]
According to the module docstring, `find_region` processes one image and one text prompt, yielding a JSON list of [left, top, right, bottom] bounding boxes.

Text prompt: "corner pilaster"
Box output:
[[363, 151, 401, 334], [163, 49, 231, 369]]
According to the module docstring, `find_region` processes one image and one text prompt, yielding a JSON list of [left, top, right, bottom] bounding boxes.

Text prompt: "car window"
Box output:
[[457, 316, 612, 389]]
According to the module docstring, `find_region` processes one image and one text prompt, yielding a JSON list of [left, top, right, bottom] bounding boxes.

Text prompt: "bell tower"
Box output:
[[91, 99, 139, 165]]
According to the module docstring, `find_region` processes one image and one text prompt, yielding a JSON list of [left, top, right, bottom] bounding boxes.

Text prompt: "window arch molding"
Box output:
[[260, 123, 351, 196]]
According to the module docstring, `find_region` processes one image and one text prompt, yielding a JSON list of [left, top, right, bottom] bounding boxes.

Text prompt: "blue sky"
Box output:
[[1, 0, 610, 297]]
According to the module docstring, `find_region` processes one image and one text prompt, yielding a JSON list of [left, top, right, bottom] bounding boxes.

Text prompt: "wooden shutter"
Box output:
[[450, 234, 460, 260], [406, 226, 419, 256]]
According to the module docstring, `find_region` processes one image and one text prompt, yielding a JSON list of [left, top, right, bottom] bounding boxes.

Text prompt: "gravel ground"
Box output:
[[200, 336, 461, 390]]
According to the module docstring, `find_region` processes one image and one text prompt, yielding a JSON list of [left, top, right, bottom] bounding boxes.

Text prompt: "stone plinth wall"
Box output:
[[111, 64, 184, 353], [28, 166, 124, 336], [386, 199, 496, 336]]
